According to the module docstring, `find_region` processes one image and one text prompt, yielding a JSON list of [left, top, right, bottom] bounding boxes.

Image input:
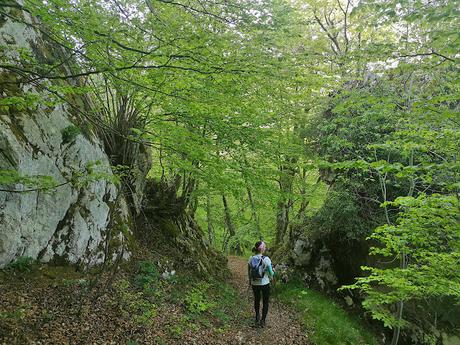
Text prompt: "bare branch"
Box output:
[[147, 0, 232, 24], [314, 10, 342, 55], [396, 51, 455, 63], [94, 31, 160, 55]]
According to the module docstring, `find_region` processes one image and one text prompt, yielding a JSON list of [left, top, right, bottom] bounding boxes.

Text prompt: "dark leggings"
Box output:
[[252, 284, 270, 321]]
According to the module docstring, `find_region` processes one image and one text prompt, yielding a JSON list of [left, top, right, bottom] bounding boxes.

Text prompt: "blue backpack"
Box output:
[[249, 255, 265, 280]]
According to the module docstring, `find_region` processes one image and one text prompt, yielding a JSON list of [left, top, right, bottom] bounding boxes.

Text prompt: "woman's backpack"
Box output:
[[249, 255, 265, 280]]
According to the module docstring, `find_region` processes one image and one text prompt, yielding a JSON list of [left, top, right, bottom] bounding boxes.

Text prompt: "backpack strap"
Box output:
[[258, 256, 264, 265], [259, 255, 266, 277]]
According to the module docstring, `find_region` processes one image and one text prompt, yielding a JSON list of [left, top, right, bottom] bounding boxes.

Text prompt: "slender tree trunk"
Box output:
[[247, 187, 262, 240], [390, 150, 414, 345], [222, 194, 241, 255], [206, 193, 215, 245], [187, 180, 199, 217], [275, 200, 289, 244], [295, 168, 311, 221], [390, 254, 407, 345], [239, 156, 262, 240], [275, 163, 295, 245]]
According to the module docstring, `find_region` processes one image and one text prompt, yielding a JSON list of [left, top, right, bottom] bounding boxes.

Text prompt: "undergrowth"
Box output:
[[276, 281, 379, 345], [112, 259, 243, 333], [5, 256, 35, 273], [1, 252, 245, 344]]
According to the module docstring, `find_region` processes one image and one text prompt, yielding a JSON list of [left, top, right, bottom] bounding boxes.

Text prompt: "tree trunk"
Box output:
[[275, 163, 295, 245], [295, 168, 311, 221], [206, 193, 215, 245], [187, 179, 199, 217], [275, 200, 290, 244], [389, 150, 414, 345], [222, 194, 241, 255], [247, 187, 262, 240]]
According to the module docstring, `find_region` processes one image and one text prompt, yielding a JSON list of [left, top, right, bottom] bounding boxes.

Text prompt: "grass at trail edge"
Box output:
[[274, 281, 379, 345]]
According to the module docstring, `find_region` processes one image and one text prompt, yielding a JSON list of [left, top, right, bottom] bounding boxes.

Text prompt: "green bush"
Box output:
[[6, 256, 34, 272], [184, 282, 216, 314], [113, 278, 157, 326], [134, 261, 160, 294], [61, 125, 81, 144], [311, 183, 377, 240]]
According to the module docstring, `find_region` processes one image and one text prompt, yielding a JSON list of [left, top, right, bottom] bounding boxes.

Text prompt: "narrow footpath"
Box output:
[[220, 256, 309, 345]]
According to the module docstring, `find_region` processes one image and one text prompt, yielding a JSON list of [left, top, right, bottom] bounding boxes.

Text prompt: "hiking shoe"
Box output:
[[259, 319, 266, 328]]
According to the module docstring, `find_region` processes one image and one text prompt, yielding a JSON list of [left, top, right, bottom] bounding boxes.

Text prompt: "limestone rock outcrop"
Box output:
[[0, 3, 132, 268]]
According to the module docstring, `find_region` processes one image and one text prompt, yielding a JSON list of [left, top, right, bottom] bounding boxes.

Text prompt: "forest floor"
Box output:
[[0, 255, 309, 345], [0, 253, 381, 344], [218, 256, 309, 345]]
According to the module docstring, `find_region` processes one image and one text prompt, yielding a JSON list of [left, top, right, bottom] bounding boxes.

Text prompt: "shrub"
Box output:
[[6, 256, 34, 272], [61, 125, 81, 144], [134, 261, 160, 294], [113, 278, 157, 326], [184, 282, 216, 314]]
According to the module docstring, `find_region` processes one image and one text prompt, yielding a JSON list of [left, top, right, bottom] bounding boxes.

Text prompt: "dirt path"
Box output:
[[221, 256, 309, 345]]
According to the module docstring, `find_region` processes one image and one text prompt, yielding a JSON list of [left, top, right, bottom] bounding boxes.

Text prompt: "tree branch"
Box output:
[[396, 51, 455, 63], [148, 0, 232, 24], [314, 10, 341, 54], [0, 181, 70, 194]]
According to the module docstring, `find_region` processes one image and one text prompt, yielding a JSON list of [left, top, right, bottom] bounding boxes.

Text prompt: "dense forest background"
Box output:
[[0, 0, 458, 344]]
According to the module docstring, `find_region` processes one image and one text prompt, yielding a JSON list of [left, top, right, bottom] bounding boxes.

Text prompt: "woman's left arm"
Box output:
[[267, 262, 275, 278]]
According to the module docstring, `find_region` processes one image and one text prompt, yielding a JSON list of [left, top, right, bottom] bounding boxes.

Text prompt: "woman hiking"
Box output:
[[248, 241, 275, 328]]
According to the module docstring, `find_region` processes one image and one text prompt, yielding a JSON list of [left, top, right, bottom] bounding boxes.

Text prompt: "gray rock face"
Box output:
[[288, 235, 339, 291], [0, 4, 131, 268], [314, 253, 338, 290], [292, 239, 312, 266]]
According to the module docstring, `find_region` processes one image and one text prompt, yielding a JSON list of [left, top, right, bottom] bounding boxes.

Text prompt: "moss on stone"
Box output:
[[104, 197, 137, 264]]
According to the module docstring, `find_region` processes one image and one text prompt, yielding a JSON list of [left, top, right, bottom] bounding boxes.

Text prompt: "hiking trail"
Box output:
[[217, 256, 309, 345]]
